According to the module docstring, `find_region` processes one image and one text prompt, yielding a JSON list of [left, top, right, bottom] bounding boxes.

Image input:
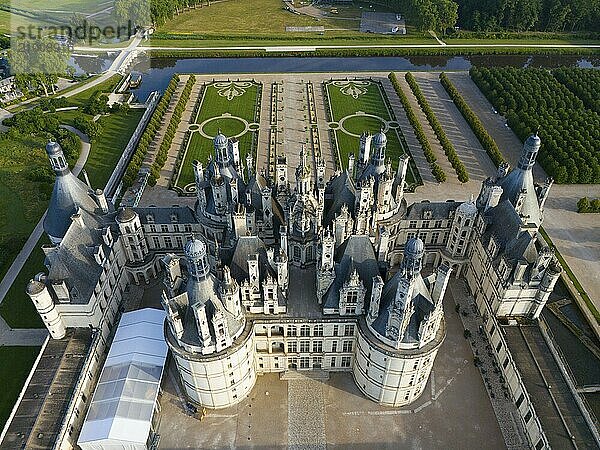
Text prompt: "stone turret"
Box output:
[[26, 275, 66, 339]]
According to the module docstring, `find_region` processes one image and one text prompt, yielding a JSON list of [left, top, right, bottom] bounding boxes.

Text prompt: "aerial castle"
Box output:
[[27, 128, 560, 409]]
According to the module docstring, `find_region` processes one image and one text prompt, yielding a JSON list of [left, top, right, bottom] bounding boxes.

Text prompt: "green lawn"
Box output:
[[157, 0, 401, 38], [0, 235, 47, 328], [0, 135, 53, 282], [176, 81, 260, 189], [0, 346, 41, 430], [66, 74, 122, 107], [82, 109, 145, 189], [325, 80, 419, 185]]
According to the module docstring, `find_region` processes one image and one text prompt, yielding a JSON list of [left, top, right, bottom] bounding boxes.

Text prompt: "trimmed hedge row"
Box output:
[[149, 75, 196, 186], [405, 73, 469, 183], [388, 73, 446, 182], [439, 72, 505, 168], [577, 197, 600, 213], [123, 75, 180, 187]]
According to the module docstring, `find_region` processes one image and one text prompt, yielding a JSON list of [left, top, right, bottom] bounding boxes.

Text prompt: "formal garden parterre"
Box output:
[[470, 66, 600, 184], [174, 80, 262, 193], [324, 78, 420, 187]]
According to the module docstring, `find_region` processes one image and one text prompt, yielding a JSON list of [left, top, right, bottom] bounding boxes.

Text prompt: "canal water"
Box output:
[[123, 54, 600, 101]]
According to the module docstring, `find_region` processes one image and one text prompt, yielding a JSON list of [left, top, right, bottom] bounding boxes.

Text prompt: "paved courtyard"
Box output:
[[156, 285, 505, 450]]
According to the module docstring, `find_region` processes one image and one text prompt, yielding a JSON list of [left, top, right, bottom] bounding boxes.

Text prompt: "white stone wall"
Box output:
[[174, 331, 256, 409], [352, 325, 441, 407]]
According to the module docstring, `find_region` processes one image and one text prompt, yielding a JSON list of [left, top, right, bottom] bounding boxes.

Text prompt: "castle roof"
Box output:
[[44, 169, 100, 241], [323, 235, 379, 311]]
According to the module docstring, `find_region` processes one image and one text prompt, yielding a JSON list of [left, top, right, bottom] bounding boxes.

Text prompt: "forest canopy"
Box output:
[[360, 0, 599, 32]]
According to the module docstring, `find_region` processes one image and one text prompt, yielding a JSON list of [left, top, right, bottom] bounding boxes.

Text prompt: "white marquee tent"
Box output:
[[78, 308, 168, 450]]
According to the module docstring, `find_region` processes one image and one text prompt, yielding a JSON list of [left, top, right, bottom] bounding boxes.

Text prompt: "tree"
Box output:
[[577, 196, 590, 212], [9, 38, 70, 97], [437, 0, 459, 33]]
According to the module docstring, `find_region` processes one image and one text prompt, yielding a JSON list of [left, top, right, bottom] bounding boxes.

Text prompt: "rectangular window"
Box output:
[[184, 224, 192, 233], [342, 340, 353, 352], [287, 325, 297, 336], [312, 341, 323, 352], [164, 236, 172, 248], [341, 356, 351, 368], [152, 237, 160, 248], [332, 325, 339, 336], [300, 340, 310, 352], [161, 225, 168, 233], [516, 393, 524, 408], [330, 357, 336, 368], [344, 325, 354, 336], [300, 357, 310, 369], [435, 220, 443, 228], [312, 357, 322, 368], [331, 341, 338, 352], [346, 291, 358, 305], [422, 220, 430, 229], [431, 232, 440, 244], [300, 325, 310, 337], [409, 220, 417, 229], [287, 341, 297, 353], [176, 236, 184, 249], [313, 324, 323, 336]]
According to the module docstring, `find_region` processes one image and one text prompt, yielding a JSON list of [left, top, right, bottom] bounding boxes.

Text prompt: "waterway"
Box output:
[[125, 54, 600, 101]]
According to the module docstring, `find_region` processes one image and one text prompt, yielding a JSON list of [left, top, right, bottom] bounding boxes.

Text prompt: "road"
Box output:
[[0, 127, 90, 346]]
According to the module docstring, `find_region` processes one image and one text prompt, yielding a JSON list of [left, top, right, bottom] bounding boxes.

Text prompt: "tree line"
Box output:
[[358, 0, 600, 33]]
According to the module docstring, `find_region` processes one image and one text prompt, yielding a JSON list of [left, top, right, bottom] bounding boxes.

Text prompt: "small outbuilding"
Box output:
[[78, 308, 168, 450]]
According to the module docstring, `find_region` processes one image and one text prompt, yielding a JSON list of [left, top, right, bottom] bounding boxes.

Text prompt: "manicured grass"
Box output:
[[0, 346, 41, 430], [325, 80, 418, 185], [157, 0, 399, 38], [176, 81, 260, 188], [0, 135, 52, 281], [66, 74, 122, 107], [0, 235, 48, 329], [82, 109, 145, 189]]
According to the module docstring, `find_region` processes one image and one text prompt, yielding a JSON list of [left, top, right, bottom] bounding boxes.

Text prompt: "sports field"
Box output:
[[325, 79, 420, 185], [175, 80, 261, 192]]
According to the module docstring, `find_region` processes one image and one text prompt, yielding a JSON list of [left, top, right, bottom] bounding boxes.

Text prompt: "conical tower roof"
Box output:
[[43, 141, 98, 243]]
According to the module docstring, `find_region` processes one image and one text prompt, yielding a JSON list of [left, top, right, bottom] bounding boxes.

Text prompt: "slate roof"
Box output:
[[44, 208, 118, 304], [498, 165, 542, 226], [405, 200, 459, 220], [227, 236, 277, 282], [324, 170, 355, 224], [44, 169, 100, 240], [323, 235, 379, 310], [370, 269, 435, 343]]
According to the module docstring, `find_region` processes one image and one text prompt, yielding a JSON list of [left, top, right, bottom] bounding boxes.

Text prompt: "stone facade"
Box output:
[[27, 129, 560, 411]]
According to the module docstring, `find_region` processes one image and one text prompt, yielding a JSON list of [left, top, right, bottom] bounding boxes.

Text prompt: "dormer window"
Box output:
[[146, 214, 154, 224], [171, 213, 179, 223]]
